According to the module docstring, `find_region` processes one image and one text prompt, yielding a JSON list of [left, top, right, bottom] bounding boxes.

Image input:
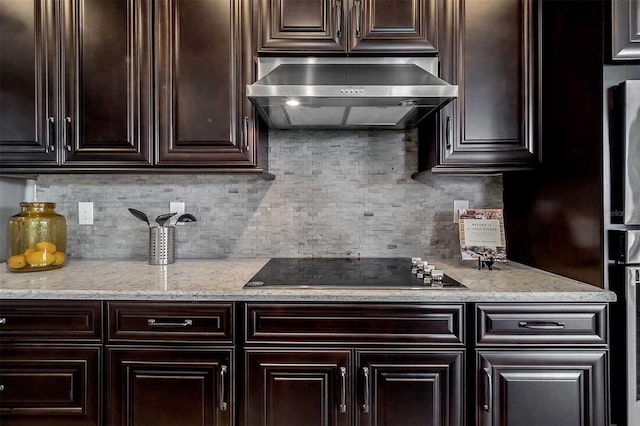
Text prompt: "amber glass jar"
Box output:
[[7, 202, 67, 272]]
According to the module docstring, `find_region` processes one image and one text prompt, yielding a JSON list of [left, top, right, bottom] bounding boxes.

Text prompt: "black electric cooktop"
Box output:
[[243, 258, 467, 290]]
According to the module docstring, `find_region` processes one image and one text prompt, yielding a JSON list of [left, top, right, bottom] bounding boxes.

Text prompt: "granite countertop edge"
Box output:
[[0, 258, 617, 303]]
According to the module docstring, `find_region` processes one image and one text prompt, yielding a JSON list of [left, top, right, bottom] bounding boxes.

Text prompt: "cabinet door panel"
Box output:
[[478, 351, 607, 426], [349, 0, 437, 53], [156, 0, 253, 166], [244, 349, 351, 426], [0, 0, 58, 166], [431, 0, 537, 173], [0, 346, 101, 426], [357, 350, 464, 426], [258, 0, 346, 52], [612, 0, 640, 60], [107, 347, 232, 426], [61, 0, 152, 166]]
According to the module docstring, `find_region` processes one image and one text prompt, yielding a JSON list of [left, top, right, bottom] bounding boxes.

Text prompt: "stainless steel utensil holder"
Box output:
[[149, 226, 176, 265]]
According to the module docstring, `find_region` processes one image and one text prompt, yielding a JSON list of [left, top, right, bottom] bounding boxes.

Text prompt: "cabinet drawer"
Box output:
[[108, 302, 233, 344], [0, 300, 102, 342], [245, 303, 464, 345], [0, 345, 101, 425], [476, 304, 608, 346]]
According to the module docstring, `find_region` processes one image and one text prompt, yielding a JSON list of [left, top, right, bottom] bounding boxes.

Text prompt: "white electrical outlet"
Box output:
[[169, 202, 185, 225], [78, 202, 94, 225], [453, 200, 469, 223]]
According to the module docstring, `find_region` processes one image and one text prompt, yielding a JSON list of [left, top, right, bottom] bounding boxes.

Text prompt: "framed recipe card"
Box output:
[[458, 209, 507, 261]]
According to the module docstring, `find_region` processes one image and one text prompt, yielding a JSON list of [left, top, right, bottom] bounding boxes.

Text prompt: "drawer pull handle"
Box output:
[[518, 321, 565, 330], [0, 318, 5, 325], [147, 318, 193, 327], [445, 116, 452, 149], [335, 0, 342, 38], [483, 367, 492, 412], [219, 365, 228, 411], [362, 366, 370, 414], [0, 384, 4, 392], [354, 0, 362, 38], [47, 117, 56, 153], [242, 116, 249, 152], [339, 367, 347, 413], [64, 117, 72, 152]]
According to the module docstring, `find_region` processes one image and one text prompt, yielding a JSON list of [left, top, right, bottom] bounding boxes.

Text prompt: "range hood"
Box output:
[[246, 57, 457, 130]]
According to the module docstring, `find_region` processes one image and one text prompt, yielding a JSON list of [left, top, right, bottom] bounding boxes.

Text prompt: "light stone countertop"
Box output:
[[0, 258, 616, 302]]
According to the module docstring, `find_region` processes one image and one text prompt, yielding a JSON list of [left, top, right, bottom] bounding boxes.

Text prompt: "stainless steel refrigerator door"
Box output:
[[609, 230, 640, 264], [619, 81, 640, 225], [629, 231, 640, 265], [627, 266, 640, 425]]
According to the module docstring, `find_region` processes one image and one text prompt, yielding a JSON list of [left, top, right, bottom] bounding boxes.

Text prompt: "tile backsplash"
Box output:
[[35, 130, 503, 260]]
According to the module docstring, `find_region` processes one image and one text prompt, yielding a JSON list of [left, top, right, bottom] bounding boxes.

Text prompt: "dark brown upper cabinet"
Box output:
[[420, 0, 539, 175], [155, 0, 255, 167], [0, 0, 59, 167], [0, 0, 153, 169], [612, 0, 640, 60], [256, 0, 438, 54], [0, 0, 257, 173], [60, 0, 153, 167]]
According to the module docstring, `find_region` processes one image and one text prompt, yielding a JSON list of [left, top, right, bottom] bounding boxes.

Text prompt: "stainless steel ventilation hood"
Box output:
[[246, 57, 457, 130]]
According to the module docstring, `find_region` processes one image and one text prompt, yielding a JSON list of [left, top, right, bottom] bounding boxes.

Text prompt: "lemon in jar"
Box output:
[[52, 251, 65, 266], [35, 241, 57, 253], [26, 250, 56, 267], [7, 254, 27, 269]]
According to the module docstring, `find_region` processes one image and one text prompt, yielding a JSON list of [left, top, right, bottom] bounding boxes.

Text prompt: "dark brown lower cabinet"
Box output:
[[356, 350, 464, 426], [245, 349, 352, 426], [0, 300, 611, 426], [107, 347, 232, 426], [244, 349, 464, 426], [0, 345, 101, 426], [477, 351, 608, 426]]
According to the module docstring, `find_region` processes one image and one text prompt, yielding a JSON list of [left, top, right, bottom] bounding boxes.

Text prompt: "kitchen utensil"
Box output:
[[128, 208, 151, 227], [155, 212, 177, 227], [176, 213, 197, 224]]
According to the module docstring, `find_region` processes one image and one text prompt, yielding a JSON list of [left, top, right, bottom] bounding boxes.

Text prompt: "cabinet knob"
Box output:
[[0, 318, 5, 325]]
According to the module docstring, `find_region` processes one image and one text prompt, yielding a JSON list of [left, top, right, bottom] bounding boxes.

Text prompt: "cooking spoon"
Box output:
[[155, 212, 177, 227], [128, 208, 151, 227], [176, 213, 197, 224]]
